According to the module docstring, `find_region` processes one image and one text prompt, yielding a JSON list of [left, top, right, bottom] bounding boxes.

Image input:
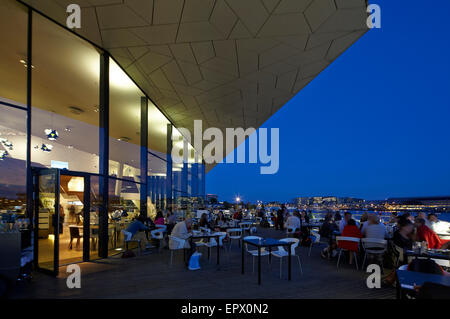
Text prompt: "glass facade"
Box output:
[[0, 0, 205, 268]]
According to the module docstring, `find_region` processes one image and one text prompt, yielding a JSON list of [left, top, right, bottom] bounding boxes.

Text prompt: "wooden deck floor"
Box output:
[[11, 227, 396, 299]]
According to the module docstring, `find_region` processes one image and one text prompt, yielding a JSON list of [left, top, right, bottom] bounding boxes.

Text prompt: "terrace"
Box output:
[[10, 226, 395, 299]]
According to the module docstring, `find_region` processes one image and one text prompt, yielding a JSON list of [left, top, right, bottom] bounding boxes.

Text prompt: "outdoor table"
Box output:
[[190, 232, 221, 265], [396, 269, 450, 299], [242, 237, 293, 285], [404, 249, 450, 261]]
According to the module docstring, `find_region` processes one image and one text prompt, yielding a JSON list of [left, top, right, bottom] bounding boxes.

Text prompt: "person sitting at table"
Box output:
[[428, 213, 450, 240], [359, 212, 369, 231], [388, 212, 398, 224], [334, 211, 342, 222], [170, 218, 197, 268], [393, 219, 415, 250], [417, 212, 431, 227], [415, 218, 450, 249], [340, 219, 363, 265], [320, 214, 339, 259], [362, 214, 386, 239], [154, 211, 165, 226], [284, 211, 300, 231], [215, 212, 227, 227], [339, 212, 353, 233], [125, 216, 151, 250], [199, 213, 211, 229], [166, 209, 177, 233]]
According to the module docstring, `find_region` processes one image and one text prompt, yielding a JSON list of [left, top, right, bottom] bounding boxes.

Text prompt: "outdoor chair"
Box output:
[[336, 236, 361, 270], [168, 235, 186, 266], [361, 238, 387, 272], [151, 229, 165, 252], [271, 237, 303, 278], [309, 229, 321, 256], [121, 230, 141, 255], [243, 236, 270, 273], [227, 228, 243, 249]]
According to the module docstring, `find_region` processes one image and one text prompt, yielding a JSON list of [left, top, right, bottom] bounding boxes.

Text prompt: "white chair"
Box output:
[[168, 235, 186, 266], [271, 238, 303, 278], [239, 222, 252, 235], [204, 232, 228, 261], [243, 236, 270, 272], [361, 238, 387, 271], [336, 236, 361, 270], [155, 224, 167, 232], [309, 230, 321, 256], [151, 229, 165, 252], [122, 230, 141, 255], [227, 228, 243, 249]]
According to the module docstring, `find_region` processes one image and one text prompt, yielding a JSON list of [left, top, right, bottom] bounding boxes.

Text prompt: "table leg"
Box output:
[[241, 242, 245, 274], [288, 245, 291, 281], [258, 246, 261, 285]]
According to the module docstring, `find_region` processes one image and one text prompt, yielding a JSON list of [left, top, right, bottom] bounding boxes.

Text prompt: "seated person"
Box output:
[[215, 212, 226, 227], [125, 216, 151, 250], [393, 219, 414, 250], [170, 218, 198, 267], [362, 214, 386, 239], [165, 209, 177, 233], [417, 212, 431, 227], [428, 213, 450, 240], [284, 211, 301, 231], [388, 212, 398, 224], [320, 215, 339, 258], [339, 212, 353, 233], [198, 213, 211, 229], [154, 211, 165, 225], [340, 219, 363, 265], [415, 218, 450, 249], [359, 212, 369, 231]]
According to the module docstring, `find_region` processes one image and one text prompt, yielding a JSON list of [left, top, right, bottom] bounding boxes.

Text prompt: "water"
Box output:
[[309, 210, 450, 223]]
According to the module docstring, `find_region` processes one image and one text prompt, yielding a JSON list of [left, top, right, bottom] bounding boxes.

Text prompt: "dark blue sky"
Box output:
[[207, 0, 450, 203]]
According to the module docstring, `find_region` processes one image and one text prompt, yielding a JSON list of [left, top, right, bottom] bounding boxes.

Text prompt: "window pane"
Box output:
[[0, 0, 28, 106], [109, 59, 142, 182], [31, 13, 100, 173], [108, 178, 141, 256], [148, 101, 169, 157], [0, 105, 27, 212]]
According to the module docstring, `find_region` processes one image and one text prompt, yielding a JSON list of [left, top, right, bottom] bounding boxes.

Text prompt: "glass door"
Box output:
[[34, 168, 60, 275], [59, 173, 90, 265]]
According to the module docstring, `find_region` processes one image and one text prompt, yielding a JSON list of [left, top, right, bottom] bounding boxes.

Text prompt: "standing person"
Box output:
[[276, 209, 284, 231]]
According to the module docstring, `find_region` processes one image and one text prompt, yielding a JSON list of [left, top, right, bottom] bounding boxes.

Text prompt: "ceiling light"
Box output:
[[68, 106, 84, 115], [64, 127, 72, 132], [45, 129, 59, 141], [41, 144, 53, 152], [0, 150, 8, 161], [118, 136, 131, 142]]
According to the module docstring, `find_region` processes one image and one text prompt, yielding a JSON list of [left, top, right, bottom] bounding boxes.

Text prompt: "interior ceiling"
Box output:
[[22, 0, 369, 172]]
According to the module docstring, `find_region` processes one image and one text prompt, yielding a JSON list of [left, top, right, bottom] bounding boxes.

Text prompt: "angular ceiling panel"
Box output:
[[23, 0, 370, 171]]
